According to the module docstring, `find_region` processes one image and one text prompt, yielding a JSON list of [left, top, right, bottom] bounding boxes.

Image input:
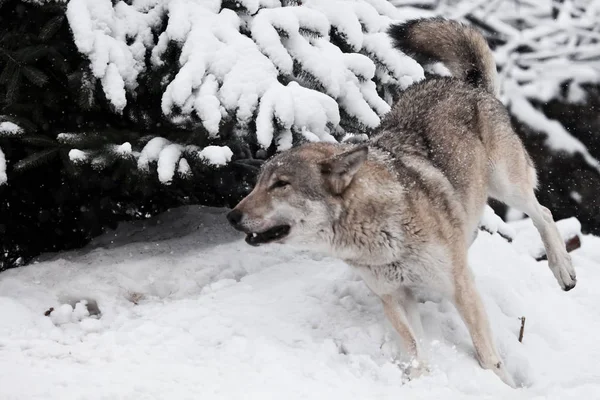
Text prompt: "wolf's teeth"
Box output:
[[252, 233, 257, 237]]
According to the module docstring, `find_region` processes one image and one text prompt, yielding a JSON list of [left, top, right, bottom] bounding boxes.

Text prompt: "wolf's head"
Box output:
[[227, 143, 368, 247]]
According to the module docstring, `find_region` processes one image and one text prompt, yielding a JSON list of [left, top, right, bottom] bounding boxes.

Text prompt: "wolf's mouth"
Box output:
[[245, 225, 291, 246]]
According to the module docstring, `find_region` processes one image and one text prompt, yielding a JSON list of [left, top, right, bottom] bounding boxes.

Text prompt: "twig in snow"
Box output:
[[518, 316, 526, 343], [479, 225, 514, 243], [535, 235, 582, 261]]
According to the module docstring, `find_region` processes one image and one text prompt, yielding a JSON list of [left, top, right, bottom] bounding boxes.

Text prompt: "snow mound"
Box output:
[[0, 206, 599, 398], [479, 205, 516, 242], [68, 149, 88, 162], [0, 121, 23, 136], [198, 145, 233, 166], [511, 216, 582, 260]]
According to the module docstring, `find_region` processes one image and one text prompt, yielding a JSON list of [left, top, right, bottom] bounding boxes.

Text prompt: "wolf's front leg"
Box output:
[[380, 294, 428, 380], [451, 260, 516, 388]]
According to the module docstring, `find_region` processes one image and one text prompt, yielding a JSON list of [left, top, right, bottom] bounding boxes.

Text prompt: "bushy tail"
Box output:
[[388, 18, 497, 95]]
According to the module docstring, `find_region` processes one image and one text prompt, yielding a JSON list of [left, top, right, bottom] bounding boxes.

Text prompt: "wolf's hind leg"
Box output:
[[507, 191, 576, 291], [487, 131, 576, 291]]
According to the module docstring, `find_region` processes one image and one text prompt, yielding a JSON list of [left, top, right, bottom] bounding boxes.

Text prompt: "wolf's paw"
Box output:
[[401, 359, 430, 382], [552, 255, 576, 291], [489, 361, 517, 388]]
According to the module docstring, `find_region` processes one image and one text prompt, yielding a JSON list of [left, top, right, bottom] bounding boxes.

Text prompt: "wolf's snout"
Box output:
[[227, 209, 244, 229]]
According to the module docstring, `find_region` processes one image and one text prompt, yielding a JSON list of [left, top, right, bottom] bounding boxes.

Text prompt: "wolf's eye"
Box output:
[[271, 180, 290, 190]]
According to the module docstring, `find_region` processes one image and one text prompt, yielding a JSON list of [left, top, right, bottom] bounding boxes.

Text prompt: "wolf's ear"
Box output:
[[320, 145, 368, 194]]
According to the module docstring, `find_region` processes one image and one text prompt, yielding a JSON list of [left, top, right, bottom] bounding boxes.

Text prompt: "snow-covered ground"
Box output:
[[1, 206, 599, 399]]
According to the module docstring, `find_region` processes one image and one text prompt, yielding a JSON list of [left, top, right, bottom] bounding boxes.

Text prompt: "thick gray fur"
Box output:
[[228, 18, 577, 388]]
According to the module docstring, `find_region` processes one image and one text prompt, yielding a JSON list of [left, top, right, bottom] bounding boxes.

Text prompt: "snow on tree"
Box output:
[[394, 0, 600, 173], [3, 0, 597, 267], [0, 121, 24, 136], [0, 147, 6, 185], [65, 0, 427, 183], [390, 0, 600, 233], [0, 121, 25, 185]]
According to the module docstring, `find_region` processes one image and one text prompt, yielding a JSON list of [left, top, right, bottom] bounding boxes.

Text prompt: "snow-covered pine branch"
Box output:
[[59, 131, 233, 185], [0, 120, 25, 185], [395, 0, 600, 174], [65, 0, 426, 183], [0, 121, 24, 137]]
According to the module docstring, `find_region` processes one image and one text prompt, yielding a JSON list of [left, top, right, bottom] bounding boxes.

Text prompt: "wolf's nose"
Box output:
[[227, 209, 243, 227]]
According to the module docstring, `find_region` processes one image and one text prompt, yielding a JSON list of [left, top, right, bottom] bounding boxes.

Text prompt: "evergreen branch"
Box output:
[[0, 32, 24, 47], [12, 147, 60, 172], [74, 71, 96, 110], [0, 47, 18, 65], [0, 120, 24, 137], [5, 69, 21, 103], [232, 160, 260, 172], [233, 158, 264, 167], [46, 48, 70, 73], [57, 132, 111, 148], [22, 66, 49, 87], [0, 60, 17, 84], [14, 45, 50, 63], [39, 15, 65, 42], [299, 27, 323, 39], [0, 114, 36, 133], [19, 135, 59, 147]]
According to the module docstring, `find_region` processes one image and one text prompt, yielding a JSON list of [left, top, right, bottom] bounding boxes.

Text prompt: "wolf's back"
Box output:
[[388, 18, 497, 95]]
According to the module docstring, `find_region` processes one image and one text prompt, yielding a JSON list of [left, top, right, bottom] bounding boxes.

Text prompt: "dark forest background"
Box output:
[[1, 0, 598, 270]]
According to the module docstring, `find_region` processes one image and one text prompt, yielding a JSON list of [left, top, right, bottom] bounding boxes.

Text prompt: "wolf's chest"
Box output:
[[353, 262, 419, 294], [352, 252, 452, 297]]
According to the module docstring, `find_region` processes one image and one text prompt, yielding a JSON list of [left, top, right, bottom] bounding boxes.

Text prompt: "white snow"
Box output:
[[64, 137, 229, 183], [342, 132, 369, 143], [251, 7, 328, 76], [250, 2, 421, 130], [157, 143, 183, 184], [56, 132, 79, 144], [198, 145, 233, 166], [66, 0, 165, 112], [362, 31, 424, 90], [21, 0, 68, 4], [0, 146, 6, 185], [407, 0, 600, 173], [512, 217, 582, 260], [67, 0, 426, 153], [517, 59, 599, 104], [114, 142, 132, 156], [0, 121, 23, 136], [255, 82, 340, 149], [101, 63, 127, 113], [304, 1, 364, 52], [177, 157, 191, 177], [505, 207, 526, 222], [507, 90, 600, 175], [570, 191, 582, 203], [137, 137, 171, 171], [195, 74, 222, 137], [0, 206, 599, 399], [156, 2, 280, 131], [68, 149, 88, 162], [478, 205, 516, 241]]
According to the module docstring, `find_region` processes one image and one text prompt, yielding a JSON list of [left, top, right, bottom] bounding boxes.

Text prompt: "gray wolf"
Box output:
[[226, 17, 576, 387]]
